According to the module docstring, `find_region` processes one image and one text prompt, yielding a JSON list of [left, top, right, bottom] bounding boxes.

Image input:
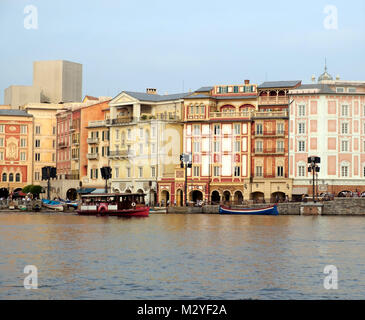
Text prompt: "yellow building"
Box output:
[[21, 103, 62, 190], [108, 89, 188, 205]]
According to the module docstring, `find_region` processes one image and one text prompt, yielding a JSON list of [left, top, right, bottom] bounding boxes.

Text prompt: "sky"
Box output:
[[0, 0, 364, 103]]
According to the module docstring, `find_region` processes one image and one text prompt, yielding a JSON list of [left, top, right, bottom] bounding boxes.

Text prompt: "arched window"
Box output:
[[9, 173, 14, 182], [2, 173, 6, 182], [15, 173, 21, 182]]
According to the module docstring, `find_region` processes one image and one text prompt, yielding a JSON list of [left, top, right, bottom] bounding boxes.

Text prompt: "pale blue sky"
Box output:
[[0, 0, 364, 102]]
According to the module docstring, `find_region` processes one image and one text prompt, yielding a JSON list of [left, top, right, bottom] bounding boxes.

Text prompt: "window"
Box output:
[[127, 167, 131, 178], [0, 138, 3, 147], [116, 129, 120, 140], [139, 167, 143, 178], [298, 122, 305, 134], [2, 173, 6, 181], [53, 126, 56, 135], [139, 143, 143, 154], [277, 123, 284, 134], [256, 123, 263, 135], [193, 166, 200, 177], [52, 153, 55, 162], [151, 143, 156, 153], [0, 125, 4, 133], [15, 173, 20, 182], [127, 129, 131, 140], [348, 88, 356, 93], [341, 165, 348, 177], [193, 125, 200, 136], [341, 105, 349, 117], [9, 173, 13, 182], [234, 141, 241, 152], [115, 167, 119, 178], [213, 166, 220, 176], [277, 141, 284, 152], [0, 152, 3, 160], [213, 141, 220, 152], [34, 172, 40, 181], [35, 126, 41, 134], [52, 140, 55, 148], [256, 166, 263, 177], [139, 128, 143, 138], [193, 141, 200, 152], [35, 153, 40, 161], [298, 141, 305, 152], [341, 140, 349, 152], [20, 125, 27, 134], [20, 152, 26, 161], [35, 139, 40, 148], [234, 166, 240, 177], [152, 127, 156, 138], [298, 105, 306, 117], [151, 166, 156, 178], [213, 124, 220, 135], [341, 122, 349, 134], [336, 87, 345, 93], [256, 141, 263, 152], [298, 165, 305, 177], [234, 124, 241, 135], [20, 138, 26, 147], [277, 166, 284, 177]]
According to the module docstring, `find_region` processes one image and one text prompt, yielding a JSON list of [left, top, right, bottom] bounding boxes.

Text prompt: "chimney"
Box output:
[[244, 80, 250, 85], [146, 88, 157, 95]]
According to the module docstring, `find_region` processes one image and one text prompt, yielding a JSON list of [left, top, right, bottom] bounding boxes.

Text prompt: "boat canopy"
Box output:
[[81, 192, 146, 198]]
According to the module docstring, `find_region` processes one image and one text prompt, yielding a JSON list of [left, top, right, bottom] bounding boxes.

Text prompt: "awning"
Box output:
[[292, 187, 308, 195], [77, 188, 96, 194], [91, 188, 107, 194]]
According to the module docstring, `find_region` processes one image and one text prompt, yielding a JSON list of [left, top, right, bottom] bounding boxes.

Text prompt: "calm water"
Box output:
[[1, 212, 365, 299]]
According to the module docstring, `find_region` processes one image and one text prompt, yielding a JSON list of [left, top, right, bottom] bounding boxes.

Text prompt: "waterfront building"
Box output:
[[108, 89, 188, 205], [289, 65, 365, 198], [159, 82, 257, 205], [252, 81, 301, 202], [21, 103, 61, 191], [0, 109, 34, 197]]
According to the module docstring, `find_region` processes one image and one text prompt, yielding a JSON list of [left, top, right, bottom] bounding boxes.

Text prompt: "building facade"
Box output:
[[289, 66, 365, 198], [0, 109, 34, 196]]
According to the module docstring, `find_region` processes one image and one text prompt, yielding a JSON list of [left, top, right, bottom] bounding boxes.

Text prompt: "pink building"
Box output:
[[289, 65, 365, 198]]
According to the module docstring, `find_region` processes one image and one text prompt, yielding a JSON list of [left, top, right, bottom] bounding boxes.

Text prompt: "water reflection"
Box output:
[[1, 213, 365, 299]]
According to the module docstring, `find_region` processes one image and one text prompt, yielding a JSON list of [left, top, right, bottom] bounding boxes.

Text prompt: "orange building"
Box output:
[[251, 81, 301, 202], [0, 109, 34, 197]]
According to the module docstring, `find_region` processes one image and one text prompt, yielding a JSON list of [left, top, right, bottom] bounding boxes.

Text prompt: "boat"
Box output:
[[59, 199, 79, 209], [219, 204, 279, 215], [41, 199, 64, 211], [77, 192, 149, 217]]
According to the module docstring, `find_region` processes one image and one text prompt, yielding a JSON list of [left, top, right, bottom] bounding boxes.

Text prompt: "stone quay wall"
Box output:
[[167, 198, 365, 215]]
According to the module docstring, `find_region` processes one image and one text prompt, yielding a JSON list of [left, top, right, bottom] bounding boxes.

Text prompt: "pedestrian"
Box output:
[[167, 199, 170, 207]]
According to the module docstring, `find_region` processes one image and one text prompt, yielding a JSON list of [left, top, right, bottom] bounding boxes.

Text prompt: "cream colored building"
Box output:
[[108, 89, 188, 205]]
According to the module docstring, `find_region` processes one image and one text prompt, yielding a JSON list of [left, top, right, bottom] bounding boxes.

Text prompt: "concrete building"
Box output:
[[4, 85, 41, 108], [4, 60, 82, 107], [0, 109, 34, 197], [33, 60, 82, 103], [289, 64, 365, 199]]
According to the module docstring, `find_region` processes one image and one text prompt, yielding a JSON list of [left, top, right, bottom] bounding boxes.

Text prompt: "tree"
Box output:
[[22, 185, 43, 198]]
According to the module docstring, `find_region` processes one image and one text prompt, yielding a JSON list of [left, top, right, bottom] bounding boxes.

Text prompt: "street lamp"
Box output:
[[308, 156, 320, 202], [41, 166, 57, 199], [180, 153, 192, 206], [100, 166, 112, 193]]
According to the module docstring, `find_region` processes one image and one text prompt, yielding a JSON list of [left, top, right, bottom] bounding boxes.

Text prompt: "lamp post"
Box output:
[[41, 166, 57, 200], [100, 166, 112, 193], [308, 156, 320, 203], [180, 153, 192, 206]]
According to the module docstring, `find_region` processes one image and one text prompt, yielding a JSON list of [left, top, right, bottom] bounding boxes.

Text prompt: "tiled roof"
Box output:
[[215, 95, 257, 100], [259, 81, 302, 89], [0, 109, 32, 117], [184, 94, 212, 99], [195, 86, 214, 92], [290, 84, 335, 94], [123, 91, 190, 102]]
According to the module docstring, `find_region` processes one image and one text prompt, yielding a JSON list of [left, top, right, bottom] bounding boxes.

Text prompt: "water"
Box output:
[[1, 212, 365, 299]]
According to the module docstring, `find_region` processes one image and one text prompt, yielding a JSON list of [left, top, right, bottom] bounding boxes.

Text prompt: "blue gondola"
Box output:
[[219, 204, 279, 215]]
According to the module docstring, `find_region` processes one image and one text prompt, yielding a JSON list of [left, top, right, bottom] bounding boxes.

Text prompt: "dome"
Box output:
[[318, 60, 333, 82]]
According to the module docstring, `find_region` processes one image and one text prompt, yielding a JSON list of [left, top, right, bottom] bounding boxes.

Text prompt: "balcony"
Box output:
[[87, 137, 99, 144], [254, 131, 285, 137], [209, 111, 252, 119], [108, 149, 135, 159], [72, 139, 79, 145], [253, 110, 288, 119], [69, 125, 76, 131], [110, 117, 134, 125], [88, 120, 107, 128], [58, 142, 67, 148], [258, 96, 289, 105], [71, 154, 79, 161], [87, 153, 99, 160], [253, 148, 285, 155]]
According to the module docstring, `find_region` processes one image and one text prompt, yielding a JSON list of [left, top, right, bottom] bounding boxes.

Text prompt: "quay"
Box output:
[[166, 198, 365, 216]]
